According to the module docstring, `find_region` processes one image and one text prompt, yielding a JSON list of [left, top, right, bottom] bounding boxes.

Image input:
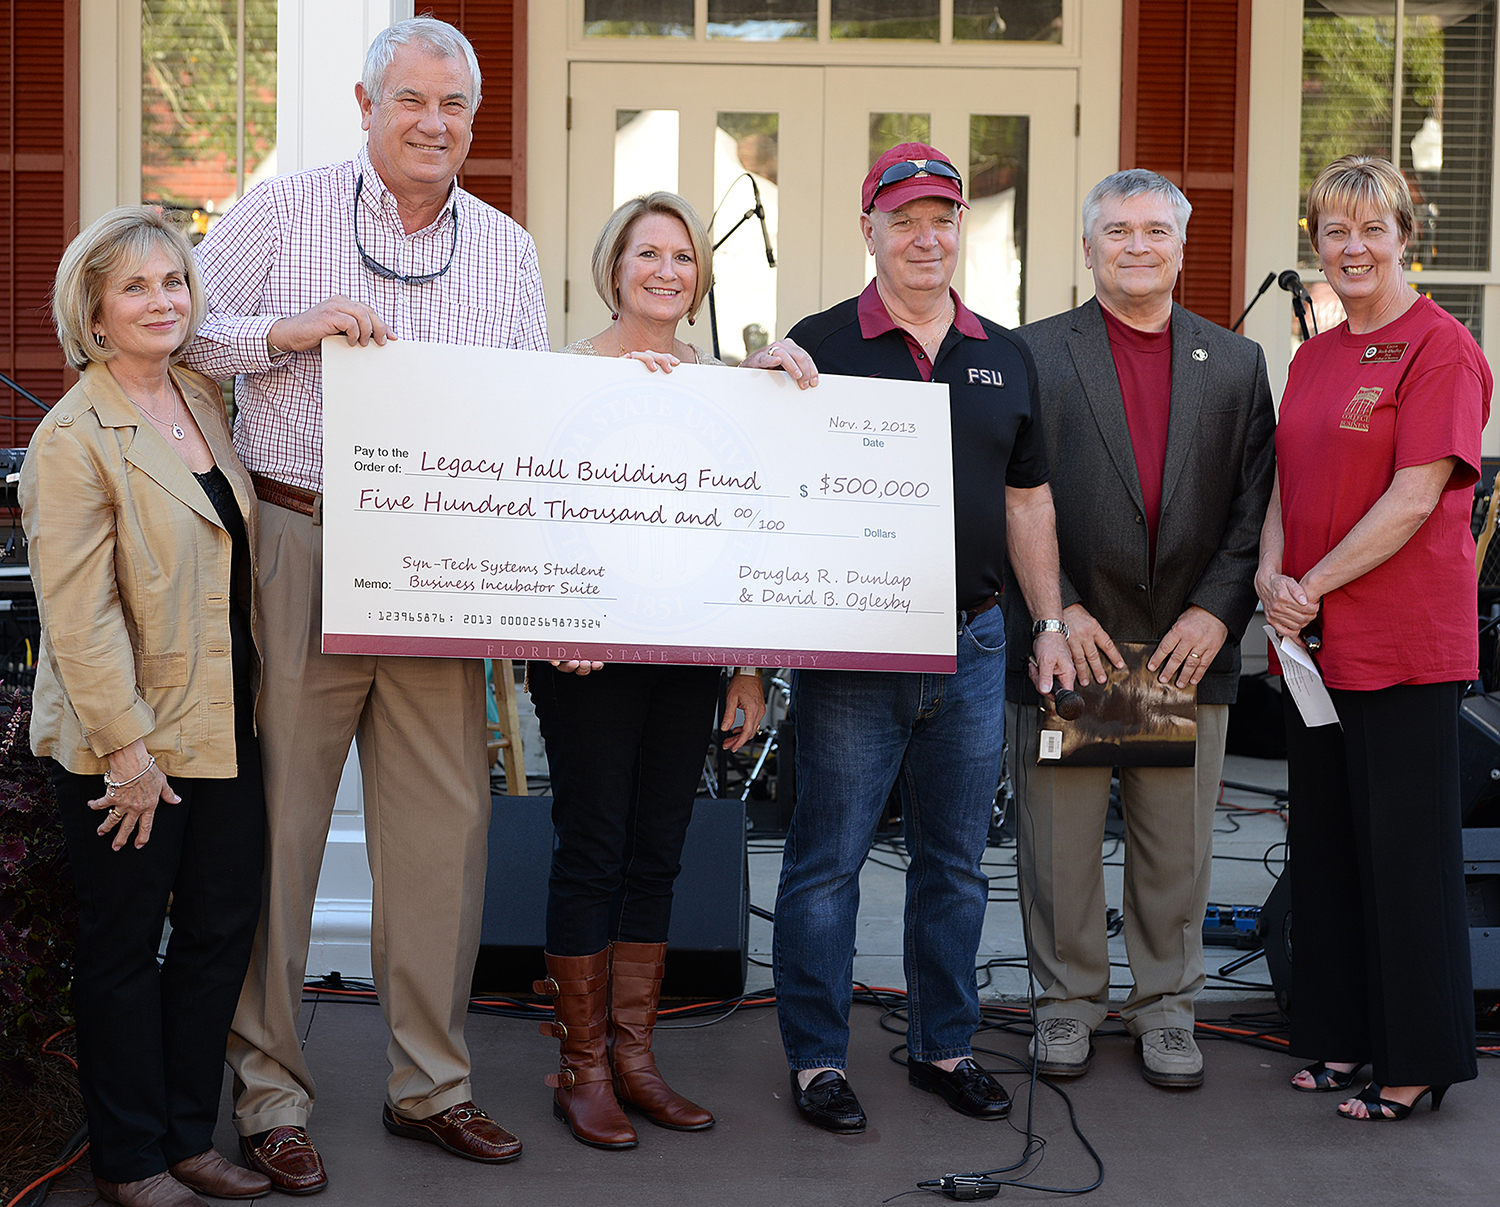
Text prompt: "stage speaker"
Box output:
[[1459, 693, 1500, 824], [1465, 827, 1500, 999], [1259, 831, 1500, 1013], [1257, 869, 1292, 1015], [475, 795, 749, 999]]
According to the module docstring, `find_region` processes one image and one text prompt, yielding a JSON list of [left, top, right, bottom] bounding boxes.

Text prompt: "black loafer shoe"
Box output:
[[908, 1058, 1011, 1120], [790, 1070, 867, 1133]]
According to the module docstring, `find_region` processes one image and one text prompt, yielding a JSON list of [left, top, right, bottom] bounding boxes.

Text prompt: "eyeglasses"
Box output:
[[866, 158, 964, 212], [354, 174, 459, 284]]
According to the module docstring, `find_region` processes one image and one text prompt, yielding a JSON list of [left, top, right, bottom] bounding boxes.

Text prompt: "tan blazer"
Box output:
[[21, 362, 260, 777]]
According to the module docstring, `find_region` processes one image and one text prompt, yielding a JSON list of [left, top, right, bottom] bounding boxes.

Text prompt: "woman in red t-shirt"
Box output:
[[1257, 155, 1486, 1122]]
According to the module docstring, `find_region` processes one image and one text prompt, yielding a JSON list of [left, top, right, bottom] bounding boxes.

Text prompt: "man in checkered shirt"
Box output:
[[183, 16, 547, 1192]]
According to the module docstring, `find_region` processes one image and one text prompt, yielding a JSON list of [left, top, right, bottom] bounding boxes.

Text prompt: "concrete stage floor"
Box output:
[[51, 754, 1500, 1206]]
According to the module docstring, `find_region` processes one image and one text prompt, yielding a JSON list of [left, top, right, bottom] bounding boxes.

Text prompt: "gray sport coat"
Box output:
[[1004, 297, 1276, 706]]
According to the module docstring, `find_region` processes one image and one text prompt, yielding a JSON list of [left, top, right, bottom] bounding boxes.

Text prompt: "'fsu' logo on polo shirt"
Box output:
[[966, 367, 1004, 387]]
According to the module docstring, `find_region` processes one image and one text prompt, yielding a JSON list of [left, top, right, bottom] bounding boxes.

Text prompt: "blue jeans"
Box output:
[[773, 606, 1006, 1068]]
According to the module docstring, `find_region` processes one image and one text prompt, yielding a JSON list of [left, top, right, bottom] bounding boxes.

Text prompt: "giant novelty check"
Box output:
[[321, 340, 957, 671]]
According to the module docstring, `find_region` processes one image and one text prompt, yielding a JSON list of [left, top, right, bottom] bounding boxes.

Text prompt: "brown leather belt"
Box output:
[[251, 472, 320, 520], [959, 593, 1000, 629]]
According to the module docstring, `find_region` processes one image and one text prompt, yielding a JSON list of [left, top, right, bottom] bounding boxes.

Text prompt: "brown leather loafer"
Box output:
[[169, 1149, 271, 1199], [94, 1172, 207, 1207], [239, 1127, 328, 1196], [381, 1101, 522, 1163]]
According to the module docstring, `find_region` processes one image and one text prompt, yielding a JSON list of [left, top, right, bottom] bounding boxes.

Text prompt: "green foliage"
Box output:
[[832, 18, 939, 40], [0, 689, 76, 1088], [868, 113, 934, 164]]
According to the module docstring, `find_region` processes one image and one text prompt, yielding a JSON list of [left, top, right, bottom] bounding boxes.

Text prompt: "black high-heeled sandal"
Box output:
[[1291, 1061, 1366, 1093], [1338, 1082, 1450, 1121]]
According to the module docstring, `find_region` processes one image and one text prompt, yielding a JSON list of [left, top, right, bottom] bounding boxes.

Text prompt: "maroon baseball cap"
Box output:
[[861, 142, 968, 213]]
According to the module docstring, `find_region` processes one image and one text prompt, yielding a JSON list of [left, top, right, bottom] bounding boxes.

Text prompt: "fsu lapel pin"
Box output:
[[1192, 348, 1208, 362]]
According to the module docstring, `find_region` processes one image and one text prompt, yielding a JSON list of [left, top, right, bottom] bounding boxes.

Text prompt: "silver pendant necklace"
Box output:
[[132, 389, 185, 439]]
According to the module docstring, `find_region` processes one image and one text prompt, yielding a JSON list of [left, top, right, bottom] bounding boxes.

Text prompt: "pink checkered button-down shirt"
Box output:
[[185, 145, 550, 493]]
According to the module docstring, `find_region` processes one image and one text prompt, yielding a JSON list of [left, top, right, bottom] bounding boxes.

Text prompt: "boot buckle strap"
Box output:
[[539, 1021, 567, 1039], [613, 1051, 658, 1076], [532, 977, 559, 995]]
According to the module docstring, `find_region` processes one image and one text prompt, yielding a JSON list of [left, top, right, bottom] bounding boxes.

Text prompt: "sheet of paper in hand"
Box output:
[[320, 339, 958, 671], [1038, 641, 1197, 767]]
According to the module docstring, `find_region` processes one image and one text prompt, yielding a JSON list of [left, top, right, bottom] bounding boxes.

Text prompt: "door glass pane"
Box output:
[[142, 0, 278, 236], [708, 1, 816, 39], [615, 110, 679, 207], [713, 114, 780, 363], [585, 0, 693, 37], [965, 115, 1030, 327], [1400, 3, 1494, 271], [869, 113, 933, 164], [832, 0, 939, 40], [954, 0, 1063, 43]]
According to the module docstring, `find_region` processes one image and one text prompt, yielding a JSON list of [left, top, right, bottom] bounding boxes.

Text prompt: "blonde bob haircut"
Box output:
[[1305, 154, 1415, 247], [53, 206, 206, 370], [591, 192, 714, 324]]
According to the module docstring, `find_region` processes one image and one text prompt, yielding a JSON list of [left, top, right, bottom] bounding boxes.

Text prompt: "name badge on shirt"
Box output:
[[966, 367, 1004, 387], [1360, 342, 1409, 364]]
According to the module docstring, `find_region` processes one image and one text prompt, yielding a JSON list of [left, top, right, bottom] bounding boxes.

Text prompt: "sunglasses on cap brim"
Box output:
[[866, 159, 964, 211]]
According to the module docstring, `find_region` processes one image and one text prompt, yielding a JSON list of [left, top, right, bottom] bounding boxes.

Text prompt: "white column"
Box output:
[[276, 0, 414, 174], [277, 0, 413, 976], [78, 0, 142, 221]]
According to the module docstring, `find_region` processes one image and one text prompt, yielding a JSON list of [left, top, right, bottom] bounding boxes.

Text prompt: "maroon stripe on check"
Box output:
[[321, 634, 955, 673]]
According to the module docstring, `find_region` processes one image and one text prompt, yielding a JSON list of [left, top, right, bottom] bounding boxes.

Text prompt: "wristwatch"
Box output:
[[1032, 618, 1069, 639]]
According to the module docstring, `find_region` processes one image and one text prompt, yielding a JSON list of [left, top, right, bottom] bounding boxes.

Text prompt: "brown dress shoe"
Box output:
[[381, 1101, 522, 1163], [239, 1127, 328, 1196], [94, 1172, 207, 1207], [169, 1149, 272, 1199]]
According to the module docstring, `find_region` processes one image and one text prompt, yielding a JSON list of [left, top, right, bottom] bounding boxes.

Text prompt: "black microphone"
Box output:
[[1277, 269, 1312, 299], [749, 175, 775, 268], [1051, 687, 1085, 721]]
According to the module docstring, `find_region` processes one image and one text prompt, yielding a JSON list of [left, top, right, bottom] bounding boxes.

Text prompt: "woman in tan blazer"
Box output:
[[21, 207, 270, 1207]]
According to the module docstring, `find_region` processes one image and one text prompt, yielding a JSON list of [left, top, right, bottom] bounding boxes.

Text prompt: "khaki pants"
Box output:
[[1009, 701, 1227, 1035], [228, 501, 491, 1133]]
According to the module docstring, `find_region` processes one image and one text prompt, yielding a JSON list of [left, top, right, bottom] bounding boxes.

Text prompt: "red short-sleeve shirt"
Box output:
[[1276, 295, 1491, 689]]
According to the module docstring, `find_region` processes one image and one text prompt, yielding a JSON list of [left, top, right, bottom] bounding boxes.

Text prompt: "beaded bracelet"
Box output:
[[103, 754, 156, 793]]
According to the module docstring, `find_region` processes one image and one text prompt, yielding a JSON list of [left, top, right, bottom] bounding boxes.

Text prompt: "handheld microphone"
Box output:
[[749, 175, 776, 268], [1051, 687, 1085, 721], [1277, 269, 1311, 299]]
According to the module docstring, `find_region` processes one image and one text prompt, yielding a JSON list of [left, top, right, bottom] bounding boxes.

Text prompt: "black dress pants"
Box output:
[[53, 711, 264, 1182], [529, 661, 721, 955], [1283, 681, 1477, 1087]]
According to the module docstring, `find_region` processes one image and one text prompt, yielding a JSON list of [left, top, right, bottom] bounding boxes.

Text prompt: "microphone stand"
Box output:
[[1290, 292, 1312, 342], [707, 174, 775, 362], [0, 371, 49, 413], [1231, 272, 1277, 333]]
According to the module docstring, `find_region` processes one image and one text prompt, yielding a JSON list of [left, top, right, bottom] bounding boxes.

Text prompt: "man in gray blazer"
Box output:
[[1005, 169, 1275, 1089]]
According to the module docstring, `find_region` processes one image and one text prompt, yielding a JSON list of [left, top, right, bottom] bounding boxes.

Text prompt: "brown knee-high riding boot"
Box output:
[[535, 950, 638, 1149], [608, 941, 715, 1130]]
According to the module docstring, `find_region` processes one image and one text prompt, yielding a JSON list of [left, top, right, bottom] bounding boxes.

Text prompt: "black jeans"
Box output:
[[1284, 681, 1477, 1088], [53, 704, 265, 1182], [529, 661, 721, 955]]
